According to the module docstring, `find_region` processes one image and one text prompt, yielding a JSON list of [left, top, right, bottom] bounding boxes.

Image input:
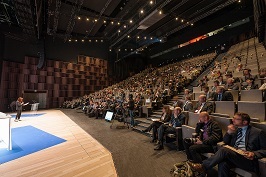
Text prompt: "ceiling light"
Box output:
[[68, 39, 71, 42], [103, 20, 106, 23], [78, 16, 81, 20], [175, 17, 178, 20], [75, 39, 77, 42], [140, 10, 144, 14], [95, 40, 98, 42], [118, 30, 121, 33], [127, 35, 130, 38], [137, 36, 140, 39], [81, 39, 84, 42], [101, 40, 103, 42], [131, 49, 133, 51], [89, 40, 91, 42], [238, 0, 241, 2], [129, 20, 133, 23], [124, 25, 127, 28], [181, 19, 184, 22], [150, 1, 153, 5], [144, 36, 146, 39], [95, 19, 98, 22], [187, 22, 189, 24], [109, 49, 112, 51], [117, 22, 120, 25], [191, 23, 194, 26], [118, 49, 121, 51], [159, 10, 162, 15], [125, 49, 127, 51], [111, 21, 114, 25], [86, 18, 89, 21], [150, 37, 153, 40]]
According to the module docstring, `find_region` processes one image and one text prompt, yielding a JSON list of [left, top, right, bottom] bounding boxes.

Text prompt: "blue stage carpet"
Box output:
[[0, 125, 66, 164], [10, 113, 46, 118]]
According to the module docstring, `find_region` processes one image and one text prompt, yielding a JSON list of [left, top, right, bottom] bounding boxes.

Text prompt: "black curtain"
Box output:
[[253, 0, 266, 43]]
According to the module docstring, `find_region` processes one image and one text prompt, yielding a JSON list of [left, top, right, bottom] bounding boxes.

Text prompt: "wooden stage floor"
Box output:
[[0, 109, 117, 177]]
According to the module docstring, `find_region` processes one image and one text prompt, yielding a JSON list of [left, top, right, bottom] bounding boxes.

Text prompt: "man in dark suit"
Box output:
[[183, 112, 223, 163], [194, 95, 214, 114], [214, 86, 233, 101], [188, 112, 266, 177], [154, 107, 186, 150], [183, 95, 193, 112], [202, 86, 216, 101]]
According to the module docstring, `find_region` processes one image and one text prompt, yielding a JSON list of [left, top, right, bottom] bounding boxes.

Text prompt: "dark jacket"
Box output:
[[194, 101, 214, 114], [213, 91, 233, 101], [195, 120, 223, 146], [223, 125, 266, 159], [183, 101, 193, 112], [161, 113, 171, 123], [128, 99, 135, 110], [170, 112, 186, 127]]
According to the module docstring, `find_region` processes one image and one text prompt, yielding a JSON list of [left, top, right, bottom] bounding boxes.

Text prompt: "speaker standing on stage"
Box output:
[[15, 97, 25, 122]]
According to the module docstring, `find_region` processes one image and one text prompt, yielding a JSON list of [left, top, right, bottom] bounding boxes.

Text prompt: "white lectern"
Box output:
[[0, 112, 12, 150], [31, 103, 39, 114]]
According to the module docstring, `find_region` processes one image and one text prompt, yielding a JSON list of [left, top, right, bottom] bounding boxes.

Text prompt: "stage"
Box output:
[[0, 109, 117, 177]]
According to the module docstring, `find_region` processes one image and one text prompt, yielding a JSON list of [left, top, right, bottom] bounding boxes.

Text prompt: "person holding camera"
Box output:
[[183, 112, 223, 163]]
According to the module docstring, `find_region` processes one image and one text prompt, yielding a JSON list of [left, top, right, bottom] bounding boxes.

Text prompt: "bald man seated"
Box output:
[[193, 95, 214, 114], [183, 112, 223, 163]]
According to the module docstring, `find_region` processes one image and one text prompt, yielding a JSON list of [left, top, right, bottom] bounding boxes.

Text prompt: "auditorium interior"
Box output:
[[1, 0, 266, 177]]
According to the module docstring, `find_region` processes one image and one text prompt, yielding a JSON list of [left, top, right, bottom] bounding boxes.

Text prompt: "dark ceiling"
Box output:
[[0, 0, 254, 58]]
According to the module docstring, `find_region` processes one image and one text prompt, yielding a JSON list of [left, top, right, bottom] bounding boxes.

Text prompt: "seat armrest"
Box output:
[[176, 127, 182, 129]]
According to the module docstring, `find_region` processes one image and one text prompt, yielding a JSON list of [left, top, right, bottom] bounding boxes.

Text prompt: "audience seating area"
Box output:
[[62, 37, 266, 177]]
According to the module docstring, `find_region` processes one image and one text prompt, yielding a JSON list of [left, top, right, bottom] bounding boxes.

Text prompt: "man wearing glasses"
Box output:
[[188, 112, 266, 177]]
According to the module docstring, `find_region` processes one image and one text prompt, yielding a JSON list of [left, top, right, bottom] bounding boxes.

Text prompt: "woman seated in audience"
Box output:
[[211, 80, 219, 92], [241, 78, 258, 90], [142, 105, 171, 142]]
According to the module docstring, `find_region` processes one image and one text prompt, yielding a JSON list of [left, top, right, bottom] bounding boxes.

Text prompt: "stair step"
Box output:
[[138, 123, 150, 128], [132, 126, 152, 136], [135, 118, 152, 124]]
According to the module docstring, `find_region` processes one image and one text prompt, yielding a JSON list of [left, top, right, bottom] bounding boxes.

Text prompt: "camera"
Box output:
[[184, 138, 197, 144]]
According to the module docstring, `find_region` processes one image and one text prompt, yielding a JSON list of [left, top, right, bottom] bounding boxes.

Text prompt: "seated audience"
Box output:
[[188, 112, 266, 177], [202, 86, 216, 101], [211, 80, 219, 92], [214, 86, 233, 101], [194, 95, 214, 114], [182, 95, 193, 112], [183, 112, 223, 163], [142, 106, 171, 142], [241, 78, 258, 90], [218, 75, 226, 85], [225, 78, 239, 91], [154, 107, 186, 150], [242, 68, 255, 82]]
